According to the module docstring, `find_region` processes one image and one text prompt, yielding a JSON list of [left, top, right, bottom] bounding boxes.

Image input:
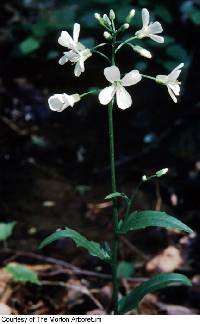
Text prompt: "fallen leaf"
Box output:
[[0, 303, 12, 315], [146, 246, 183, 273]]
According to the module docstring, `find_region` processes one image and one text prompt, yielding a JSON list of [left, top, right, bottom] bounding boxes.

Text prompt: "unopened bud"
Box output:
[[126, 9, 136, 23], [94, 13, 101, 21], [133, 45, 152, 59], [142, 175, 147, 182], [103, 14, 111, 26], [123, 23, 129, 30], [103, 31, 112, 40], [156, 168, 169, 177], [109, 9, 115, 20], [130, 9, 136, 17]]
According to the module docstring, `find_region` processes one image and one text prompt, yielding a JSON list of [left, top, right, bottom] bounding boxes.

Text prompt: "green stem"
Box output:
[[115, 35, 137, 52], [92, 49, 111, 64], [108, 100, 119, 315], [80, 90, 98, 98], [141, 74, 157, 81], [108, 28, 119, 315]]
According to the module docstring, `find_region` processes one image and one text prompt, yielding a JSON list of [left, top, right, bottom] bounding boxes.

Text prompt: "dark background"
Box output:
[[0, 0, 200, 315]]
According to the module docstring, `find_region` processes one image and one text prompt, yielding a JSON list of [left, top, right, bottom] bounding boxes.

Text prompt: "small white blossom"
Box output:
[[156, 63, 184, 103], [135, 8, 164, 43], [133, 45, 152, 59], [48, 93, 80, 112], [99, 66, 142, 110], [58, 23, 92, 77]]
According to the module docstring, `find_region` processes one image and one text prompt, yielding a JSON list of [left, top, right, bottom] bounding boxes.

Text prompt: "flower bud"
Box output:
[[123, 23, 129, 30], [126, 9, 136, 23], [130, 9, 136, 17], [103, 31, 112, 40], [142, 175, 147, 182], [109, 9, 115, 20], [156, 168, 169, 177], [103, 14, 111, 26], [133, 45, 152, 59], [94, 13, 101, 21]]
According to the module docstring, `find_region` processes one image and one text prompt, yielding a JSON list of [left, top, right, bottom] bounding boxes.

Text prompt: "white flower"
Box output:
[[156, 63, 184, 103], [99, 66, 142, 110], [135, 8, 164, 43], [48, 93, 80, 112], [58, 23, 92, 77]]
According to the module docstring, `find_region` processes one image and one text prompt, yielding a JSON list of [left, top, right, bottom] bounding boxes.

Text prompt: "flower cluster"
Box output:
[[48, 8, 184, 112]]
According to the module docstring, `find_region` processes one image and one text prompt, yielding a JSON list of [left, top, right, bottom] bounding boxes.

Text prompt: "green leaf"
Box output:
[[105, 192, 129, 201], [154, 5, 173, 24], [118, 210, 193, 234], [166, 44, 188, 61], [118, 273, 192, 314], [19, 37, 40, 55], [117, 261, 134, 279], [39, 227, 111, 262], [0, 222, 16, 241], [50, 6, 75, 29], [5, 263, 40, 285], [191, 10, 200, 25]]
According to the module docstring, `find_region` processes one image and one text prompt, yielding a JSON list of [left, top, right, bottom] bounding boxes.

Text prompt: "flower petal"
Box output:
[[142, 8, 150, 28], [99, 86, 115, 105], [116, 86, 132, 110], [168, 69, 182, 82], [168, 87, 177, 103], [168, 83, 180, 96], [149, 34, 164, 43], [148, 22, 163, 35], [121, 70, 142, 87], [74, 62, 82, 77], [59, 51, 77, 65], [59, 54, 69, 65], [168, 63, 184, 81], [104, 66, 120, 83], [58, 31, 74, 49], [73, 23, 80, 44]]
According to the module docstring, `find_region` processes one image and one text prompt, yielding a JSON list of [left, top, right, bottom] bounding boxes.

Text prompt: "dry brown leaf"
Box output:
[[158, 303, 196, 315], [146, 246, 183, 273], [0, 303, 12, 315], [138, 294, 159, 315], [87, 309, 107, 315]]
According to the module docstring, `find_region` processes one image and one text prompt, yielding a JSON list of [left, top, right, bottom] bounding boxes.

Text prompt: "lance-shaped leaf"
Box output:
[[118, 210, 193, 234], [39, 227, 111, 262], [118, 273, 192, 314], [105, 192, 129, 202]]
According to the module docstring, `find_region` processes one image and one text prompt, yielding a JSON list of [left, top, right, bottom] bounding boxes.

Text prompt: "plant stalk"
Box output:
[[108, 30, 119, 315]]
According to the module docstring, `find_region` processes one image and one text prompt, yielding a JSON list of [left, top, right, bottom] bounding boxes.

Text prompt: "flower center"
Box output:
[[113, 80, 122, 87]]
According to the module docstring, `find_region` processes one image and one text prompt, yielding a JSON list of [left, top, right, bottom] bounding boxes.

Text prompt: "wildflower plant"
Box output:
[[39, 8, 193, 315]]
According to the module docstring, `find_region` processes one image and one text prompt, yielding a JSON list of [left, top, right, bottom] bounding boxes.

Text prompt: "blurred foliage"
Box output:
[[5, 263, 41, 285], [0, 222, 16, 241]]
